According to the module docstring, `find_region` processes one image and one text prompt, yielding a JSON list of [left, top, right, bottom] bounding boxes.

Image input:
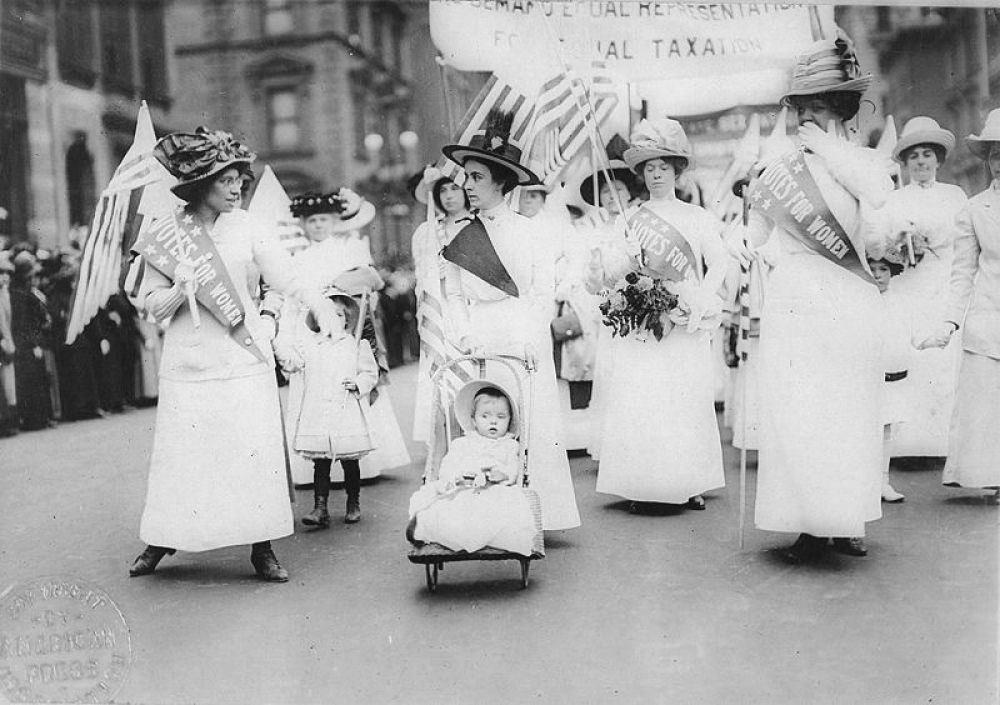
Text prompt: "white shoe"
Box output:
[[882, 484, 905, 503]]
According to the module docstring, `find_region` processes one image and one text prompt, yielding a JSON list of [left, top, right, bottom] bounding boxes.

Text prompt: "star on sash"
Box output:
[[761, 198, 772, 210], [792, 162, 804, 174]]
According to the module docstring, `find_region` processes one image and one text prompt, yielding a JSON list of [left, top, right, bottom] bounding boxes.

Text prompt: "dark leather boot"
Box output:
[[250, 542, 289, 582], [832, 537, 868, 557], [302, 460, 332, 527], [343, 460, 361, 524], [781, 533, 825, 565], [129, 545, 176, 577]]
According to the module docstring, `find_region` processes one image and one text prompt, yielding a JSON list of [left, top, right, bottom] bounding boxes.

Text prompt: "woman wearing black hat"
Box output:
[[731, 34, 894, 563], [126, 127, 337, 581], [441, 111, 581, 531]]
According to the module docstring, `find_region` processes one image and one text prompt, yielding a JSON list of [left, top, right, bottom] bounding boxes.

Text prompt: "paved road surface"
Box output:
[[1, 363, 996, 704]]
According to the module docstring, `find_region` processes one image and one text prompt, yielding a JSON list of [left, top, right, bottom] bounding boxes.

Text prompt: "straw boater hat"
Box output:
[[623, 118, 692, 173], [893, 116, 956, 163], [454, 379, 520, 437], [442, 109, 540, 187], [289, 191, 376, 233], [781, 32, 872, 103], [966, 108, 1000, 160], [153, 127, 256, 202]]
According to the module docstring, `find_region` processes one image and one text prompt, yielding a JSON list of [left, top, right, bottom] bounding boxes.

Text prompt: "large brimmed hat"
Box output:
[[154, 127, 256, 200], [454, 379, 520, 437], [290, 191, 376, 232], [623, 118, 692, 173], [781, 32, 872, 103], [893, 116, 956, 163], [442, 109, 540, 187], [967, 108, 1000, 160]]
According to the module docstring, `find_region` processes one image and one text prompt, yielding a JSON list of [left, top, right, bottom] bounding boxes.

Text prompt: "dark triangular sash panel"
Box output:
[[441, 216, 519, 298]]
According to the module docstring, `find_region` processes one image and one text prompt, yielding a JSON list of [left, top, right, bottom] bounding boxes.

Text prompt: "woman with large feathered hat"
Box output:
[[730, 32, 894, 564], [125, 127, 338, 582], [439, 109, 581, 531]]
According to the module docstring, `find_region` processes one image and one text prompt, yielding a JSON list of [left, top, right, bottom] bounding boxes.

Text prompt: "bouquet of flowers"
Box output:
[[889, 218, 932, 266], [599, 272, 678, 341]]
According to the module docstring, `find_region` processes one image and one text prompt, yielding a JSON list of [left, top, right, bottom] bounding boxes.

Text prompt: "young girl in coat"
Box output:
[[407, 382, 537, 556], [869, 251, 914, 503], [276, 294, 379, 528]]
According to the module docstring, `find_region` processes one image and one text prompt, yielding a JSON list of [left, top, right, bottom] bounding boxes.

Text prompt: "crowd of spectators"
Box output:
[[0, 237, 162, 437]]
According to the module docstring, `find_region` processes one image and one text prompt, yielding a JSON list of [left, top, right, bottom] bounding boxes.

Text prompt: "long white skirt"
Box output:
[[596, 328, 725, 503], [754, 254, 883, 537], [587, 325, 615, 459], [468, 298, 581, 530], [140, 369, 293, 552], [943, 352, 1000, 488]]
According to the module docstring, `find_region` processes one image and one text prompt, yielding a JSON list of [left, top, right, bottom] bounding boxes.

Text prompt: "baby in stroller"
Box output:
[[407, 380, 536, 556]]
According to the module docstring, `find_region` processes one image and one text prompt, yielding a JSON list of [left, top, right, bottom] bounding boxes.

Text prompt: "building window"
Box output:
[[66, 134, 96, 228], [267, 88, 300, 151], [137, 0, 169, 102], [390, 12, 406, 72], [263, 0, 294, 36], [346, 1, 362, 38], [56, 1, 96, 87], [351, 83, 372, 159], [100, 2, 135, 93]]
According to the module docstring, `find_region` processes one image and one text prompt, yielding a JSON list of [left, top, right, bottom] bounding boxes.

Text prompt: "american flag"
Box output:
[[437, 74, 536, 185], [65, 101, 175, 344], [529, 61, 619, 186]]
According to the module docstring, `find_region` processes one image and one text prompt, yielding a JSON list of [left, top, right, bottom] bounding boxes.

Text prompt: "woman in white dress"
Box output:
[[591, 119, 728, 510], [411, 169, 471, 444], [732, 35, 893, 563], [920, 108, 1000, 497], [280, 191, 411, 519], [441, 110, 581, 531], [126, 127, 337, 581], [879, 117, 968, 458]]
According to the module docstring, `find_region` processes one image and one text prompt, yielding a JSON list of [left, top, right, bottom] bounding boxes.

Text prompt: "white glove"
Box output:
[[173, 260, 198, 292], [338, 188, 364, 216], [797, 121, 841, 159], [258, 315, 277, 343], [33, 346, 44, 360], [724, 223, 754, 269], [915, 321, 957, 350], [423, 165, 443, 185]]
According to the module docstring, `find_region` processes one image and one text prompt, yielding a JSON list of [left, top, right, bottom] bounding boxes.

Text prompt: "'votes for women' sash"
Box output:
[[132, 210, 266, 362], [747, 150, 875, 285], [627, 208, 700, 283]]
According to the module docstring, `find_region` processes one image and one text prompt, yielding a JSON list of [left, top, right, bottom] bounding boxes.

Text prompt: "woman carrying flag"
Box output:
[[441, 109, 581, 531], [731, 34, 894, 563], [125, 127, 337, 582]]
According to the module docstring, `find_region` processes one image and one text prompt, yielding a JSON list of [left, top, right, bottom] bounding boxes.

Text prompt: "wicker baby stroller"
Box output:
[[407, 354, 544, 591]]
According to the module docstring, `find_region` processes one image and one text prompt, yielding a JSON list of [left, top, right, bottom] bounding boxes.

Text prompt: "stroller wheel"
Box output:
[[519, 559, 530, 589], [425, 563, 439, 592]]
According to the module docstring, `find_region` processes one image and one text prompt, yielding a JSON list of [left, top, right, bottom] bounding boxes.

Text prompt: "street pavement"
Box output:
[[1, 362, 997, 704]]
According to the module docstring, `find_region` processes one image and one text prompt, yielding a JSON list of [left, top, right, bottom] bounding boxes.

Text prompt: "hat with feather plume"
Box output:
[[442, 109, 540, 186]]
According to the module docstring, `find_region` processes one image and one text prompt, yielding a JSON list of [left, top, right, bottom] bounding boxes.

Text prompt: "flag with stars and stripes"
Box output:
[[438, 75, 535, 185], [66, 101, 177, 344], [529, 61, 619, 186]]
